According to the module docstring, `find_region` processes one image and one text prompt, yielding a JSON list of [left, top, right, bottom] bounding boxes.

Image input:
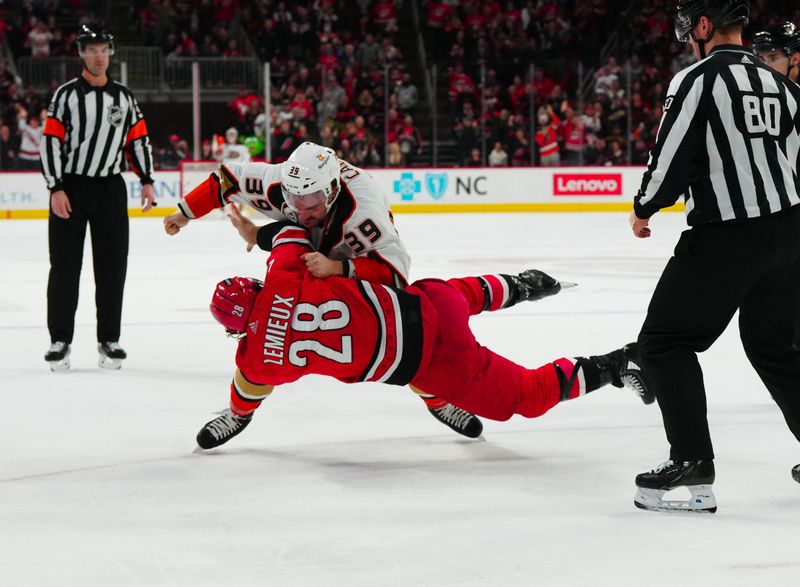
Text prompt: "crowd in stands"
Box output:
[[432, 0, 796, 167], [0, 0, 102, 170], [1, 0, 798, 171], [139, 0, 422, 169]]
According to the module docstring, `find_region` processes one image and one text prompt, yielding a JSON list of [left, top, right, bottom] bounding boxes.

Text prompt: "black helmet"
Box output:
[[76, 23, 115, 53], [752, 22, 800, 56], [675, 0, 750, 42]]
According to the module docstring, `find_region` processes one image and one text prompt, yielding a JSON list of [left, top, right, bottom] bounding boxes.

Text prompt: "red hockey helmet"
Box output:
[[210, 277, 263, 335]]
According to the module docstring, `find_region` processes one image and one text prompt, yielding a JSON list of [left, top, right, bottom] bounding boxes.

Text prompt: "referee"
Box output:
[[40, 23, 155, 371], [629, 0, 800, 512]]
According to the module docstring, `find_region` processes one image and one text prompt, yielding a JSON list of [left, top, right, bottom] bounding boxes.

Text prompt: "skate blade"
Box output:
[[98, 356, 123, 370], [559, 281, 578, 289], [634, 486, 717, 514], [48, 359, 70, 372]]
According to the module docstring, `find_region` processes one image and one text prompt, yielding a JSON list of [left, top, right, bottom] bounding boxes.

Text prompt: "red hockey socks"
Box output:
[[447, 274, 521, 316], [553, 357, 606, 401], [228, 369, 273, 417]]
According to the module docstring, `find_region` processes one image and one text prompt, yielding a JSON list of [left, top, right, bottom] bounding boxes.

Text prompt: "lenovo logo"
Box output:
[[553, 173, 623, 196]]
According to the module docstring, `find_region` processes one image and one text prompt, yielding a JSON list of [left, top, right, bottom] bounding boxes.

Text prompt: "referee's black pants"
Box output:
[[638, 205, 800, 461], [47, 174, 129, 344]]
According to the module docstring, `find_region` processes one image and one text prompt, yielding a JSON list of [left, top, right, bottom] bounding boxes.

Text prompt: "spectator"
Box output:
[[397, 115, 422, 166], [15, 107, 42, 170], [215, 127, 250, 164], [373, 0, 398, 32], [631, 138, 649, 165], [393, 73, 418, 113], [316, 87, 339, 127], [465, 147, 483, 167], [561, 113, 586, 165], [355, 33, 380, 71], [160, 133, 188, 169], [387, 141, 403, 167], [318, 42, 338, 75], [26, 19, 53, 58], [510, 129, 532, 167], [535, 109, 560, 166], [200, 139, 213, 161], [606, 139, 626, 166], [488, 142, 508, 167], [240, 100, 267, 137], [594, 58, 621, 97], [228, 87, 259, 122], [334, 94, 357, 125], [0, 124, 17, 169], [585, 137, 610, 166], [271, 120, 298, 163]]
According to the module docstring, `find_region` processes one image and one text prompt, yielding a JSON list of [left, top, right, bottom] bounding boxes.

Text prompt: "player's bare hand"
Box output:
[[164, 211, 189, 235], [141, 183, 156, 212], [303, 252, 343, 278], [50, 190, 71, 219], [228, 203, 258, 252], [630, 211, 651, 238]]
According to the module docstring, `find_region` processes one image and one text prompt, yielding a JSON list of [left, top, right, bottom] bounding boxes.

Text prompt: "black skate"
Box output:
[[428, 403, 484, 439], [511, 269, 562, 303], [98, 342, 126, 370], [634, 460, 717, 513], [792, 464, 800, 485], [591, 343, 654, 404], [45, 341, 71, 372], [196, 409, 253, 449]]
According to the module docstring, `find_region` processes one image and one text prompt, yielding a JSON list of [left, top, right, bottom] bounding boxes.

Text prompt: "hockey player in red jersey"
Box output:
[[165, 141, 484, 437], [195, 223, 654, 450]]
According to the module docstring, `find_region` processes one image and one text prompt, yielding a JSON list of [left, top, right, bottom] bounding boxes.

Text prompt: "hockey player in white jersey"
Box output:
[[165, 141, 410, 286], [164, 141, 483, 438]]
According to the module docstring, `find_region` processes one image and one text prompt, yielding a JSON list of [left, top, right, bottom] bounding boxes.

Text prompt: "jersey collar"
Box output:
[[708, 44, 749, 56]]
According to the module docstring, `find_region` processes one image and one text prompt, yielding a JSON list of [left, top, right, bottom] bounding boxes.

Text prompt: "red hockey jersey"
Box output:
[[236, 225, 435, 387]]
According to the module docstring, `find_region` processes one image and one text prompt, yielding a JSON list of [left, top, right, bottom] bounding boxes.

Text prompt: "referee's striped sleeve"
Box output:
[[40, 86, 68, 191], [635, 68, 705, 218], [124, 92, 154, 184]]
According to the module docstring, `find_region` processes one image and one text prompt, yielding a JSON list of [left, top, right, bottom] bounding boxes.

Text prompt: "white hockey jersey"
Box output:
[[177, 159, 411, 286]]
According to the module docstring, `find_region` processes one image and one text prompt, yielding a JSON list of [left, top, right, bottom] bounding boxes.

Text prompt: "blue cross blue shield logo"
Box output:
[[393, 172, 421, 201], [425, 173, 448, 200]]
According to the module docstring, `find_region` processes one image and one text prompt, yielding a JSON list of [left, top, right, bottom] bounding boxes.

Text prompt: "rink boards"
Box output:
[[0, 166, 684, 219]]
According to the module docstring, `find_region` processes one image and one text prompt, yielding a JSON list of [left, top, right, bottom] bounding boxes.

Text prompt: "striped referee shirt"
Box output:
[[39, 75, 154, 192], [635, 45, 800, 224]]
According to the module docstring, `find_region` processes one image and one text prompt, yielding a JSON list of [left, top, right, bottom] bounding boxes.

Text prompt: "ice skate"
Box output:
[[792, 464, 800, 484], [634, 460, 717, 514], [619, 344, 654, 404], [98, 342, 126, 370], [427, 402, 484, 439], [511, 269, 563, 303], [589, 342, 656, 404], [196, 409, 253, 449], [45, 341, 71, 372], [590, 343, 654, 404]]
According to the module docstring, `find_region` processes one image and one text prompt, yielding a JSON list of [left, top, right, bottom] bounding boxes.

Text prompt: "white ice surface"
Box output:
[[1, 212, 799, 586]]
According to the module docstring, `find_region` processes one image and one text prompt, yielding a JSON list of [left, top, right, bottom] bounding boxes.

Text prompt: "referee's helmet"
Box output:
[[76, 23, 115, 56], [675, 0, 750, 42]]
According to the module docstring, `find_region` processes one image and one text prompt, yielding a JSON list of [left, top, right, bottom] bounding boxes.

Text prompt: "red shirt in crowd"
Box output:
[[426, 1, 452, 28], [373, 1, 397, 23]]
